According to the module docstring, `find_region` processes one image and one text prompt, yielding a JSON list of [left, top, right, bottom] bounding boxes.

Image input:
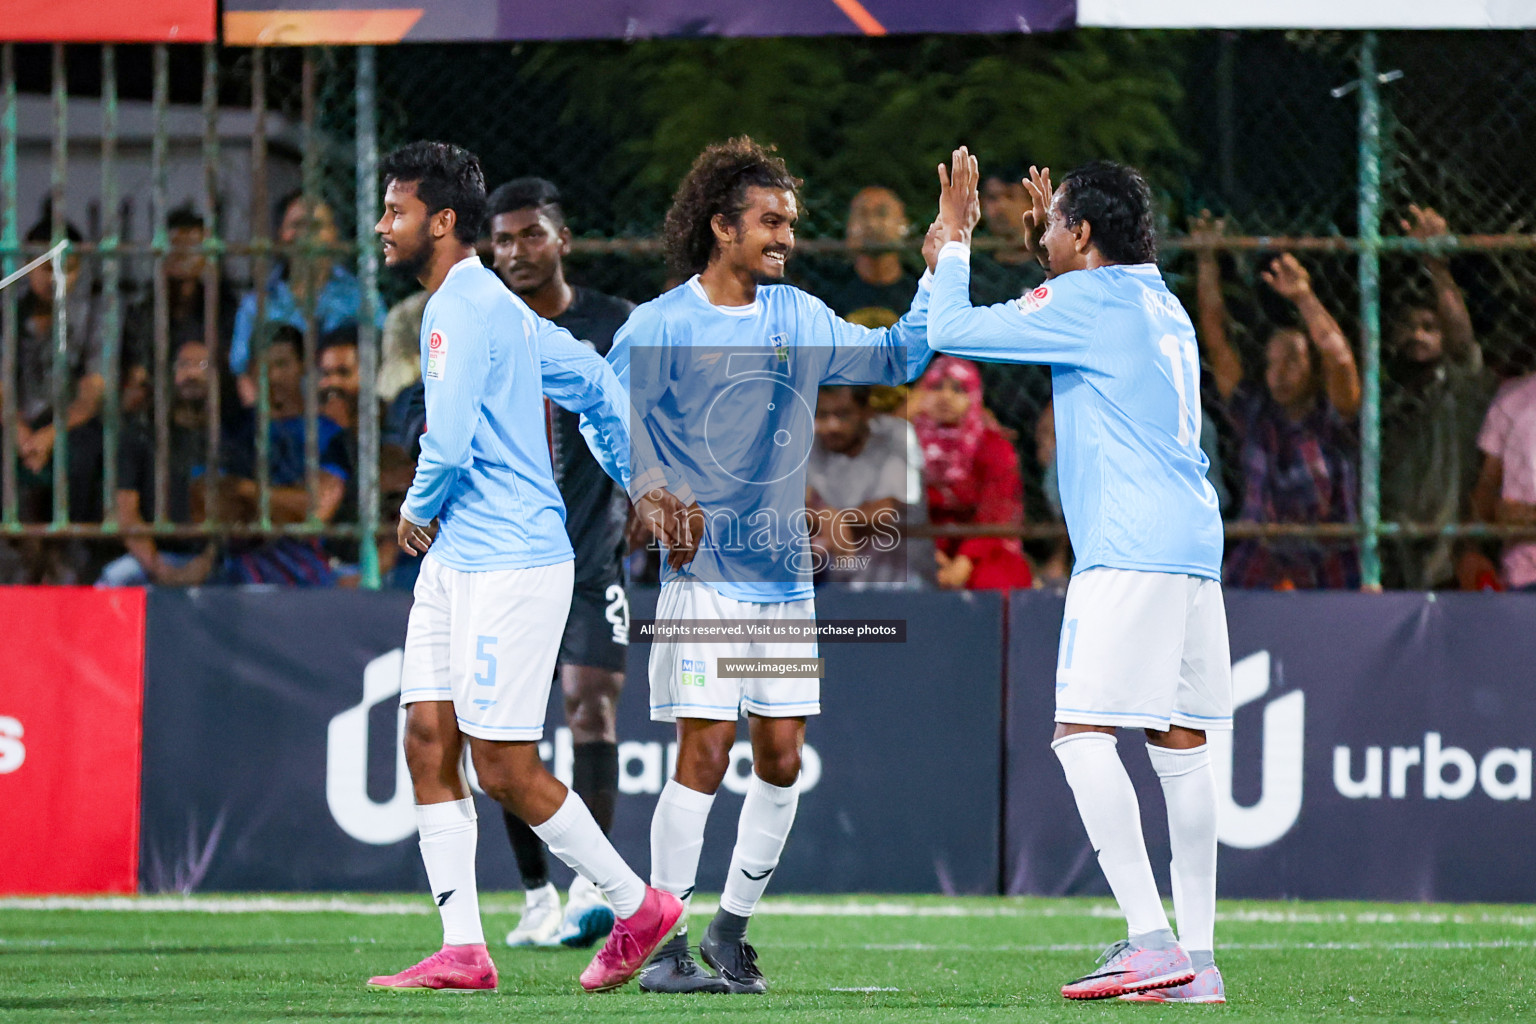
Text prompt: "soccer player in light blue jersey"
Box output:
[[613, 138, 939, 994], [365, 142, 684, 995], [930, 150, 1231, 1004]]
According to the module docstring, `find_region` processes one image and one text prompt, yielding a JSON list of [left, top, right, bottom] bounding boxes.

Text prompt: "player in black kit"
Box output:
[[488, 178, 635, 949]]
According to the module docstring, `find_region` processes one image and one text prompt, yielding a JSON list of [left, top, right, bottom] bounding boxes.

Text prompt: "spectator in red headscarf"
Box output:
[[913, 356, 1033, 590]]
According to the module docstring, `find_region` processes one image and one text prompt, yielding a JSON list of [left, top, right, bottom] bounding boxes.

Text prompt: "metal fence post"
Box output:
[[49, 43, 68, 528], [1355, 30, 1383, 590], [151, 44, 171, 533], [300, 49, 321, 528], [252, 49, 273, 531], [99, 46, 122, 526], [355, 45, 382, 590], [1, 44, 17, 529], [202, 42, 223, 533]]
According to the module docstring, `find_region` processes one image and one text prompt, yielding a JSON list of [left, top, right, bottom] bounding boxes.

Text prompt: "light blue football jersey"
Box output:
[[401, 257, 631, 572], [605, 275, 934, 603], [930, 246, 1223, 580]]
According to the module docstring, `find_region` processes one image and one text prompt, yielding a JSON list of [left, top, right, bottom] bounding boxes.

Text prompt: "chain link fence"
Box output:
[[0, 31, 1532, 588]]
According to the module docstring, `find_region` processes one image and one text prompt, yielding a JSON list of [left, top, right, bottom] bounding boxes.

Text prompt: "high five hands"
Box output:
[[934, 148, 1054, 269], [936, 146, 981, 246], [1020, 164, 1053, 269]]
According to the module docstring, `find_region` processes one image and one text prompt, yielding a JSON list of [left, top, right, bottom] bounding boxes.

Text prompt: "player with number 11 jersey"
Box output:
[[929, 151, 1231, 1006]]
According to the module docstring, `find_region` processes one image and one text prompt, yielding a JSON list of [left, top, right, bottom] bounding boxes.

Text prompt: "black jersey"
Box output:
[[550, 287, 636, 585]]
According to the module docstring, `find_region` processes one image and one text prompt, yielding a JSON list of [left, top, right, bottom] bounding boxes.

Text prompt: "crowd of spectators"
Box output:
[[1, 182, 1531, 593]]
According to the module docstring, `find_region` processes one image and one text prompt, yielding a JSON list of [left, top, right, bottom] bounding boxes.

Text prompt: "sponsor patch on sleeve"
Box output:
[[425, 329, 448, 380], [1015, 284, 1053, 316]]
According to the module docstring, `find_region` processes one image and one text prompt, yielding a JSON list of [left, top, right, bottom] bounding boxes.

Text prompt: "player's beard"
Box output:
[[752, 248, 790, 284], [386, 223, 433, 281]]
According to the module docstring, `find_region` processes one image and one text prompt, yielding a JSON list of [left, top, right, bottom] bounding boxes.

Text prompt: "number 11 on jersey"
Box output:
[[1158, 333, 1201, 447]]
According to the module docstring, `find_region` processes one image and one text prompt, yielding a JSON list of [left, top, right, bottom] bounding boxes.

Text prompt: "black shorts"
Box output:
[[560, 578, 629, 672]]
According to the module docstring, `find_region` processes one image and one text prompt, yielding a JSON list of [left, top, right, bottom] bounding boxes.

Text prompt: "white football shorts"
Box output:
[[399, 552, 574, 741], [648, 579, 820, 723], [1054, 566, 1233, 732]]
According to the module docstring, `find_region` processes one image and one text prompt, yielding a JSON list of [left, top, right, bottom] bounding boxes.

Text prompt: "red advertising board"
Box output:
[[0, 1, 216, 43], [0, 588, 146, 894]]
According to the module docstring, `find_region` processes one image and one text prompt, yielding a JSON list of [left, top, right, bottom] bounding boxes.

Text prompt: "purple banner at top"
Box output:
[[222, 0, 1075, 45]]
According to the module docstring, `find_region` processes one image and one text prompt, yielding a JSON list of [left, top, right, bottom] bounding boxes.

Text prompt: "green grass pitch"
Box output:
[[1, 894, 1531, 1022]]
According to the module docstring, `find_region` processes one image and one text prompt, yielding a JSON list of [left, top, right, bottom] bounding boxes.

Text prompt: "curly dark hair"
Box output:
[[380, 140, 487, 244], [663, 136, 801, 277], [1057, 161, 1157, 266]]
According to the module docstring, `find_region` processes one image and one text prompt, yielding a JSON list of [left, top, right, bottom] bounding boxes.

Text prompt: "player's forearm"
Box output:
[[404, 389, 478, 524], [892, 272, 935, 382], [929, 246, 1018, 358], [576, 408, 631, 492], [401, 461, 452, 526], [565, 360, 633, 490]]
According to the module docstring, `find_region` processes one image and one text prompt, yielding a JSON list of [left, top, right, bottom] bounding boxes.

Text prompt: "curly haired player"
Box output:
[[606, 137, 940, 993]]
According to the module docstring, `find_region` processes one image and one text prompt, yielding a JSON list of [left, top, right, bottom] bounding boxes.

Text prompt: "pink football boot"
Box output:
[[1061, 939, 1195, 1000], [578, 886, 685, 992], [1120, 964, 1226, 1003], [367, 943, 498, 992]]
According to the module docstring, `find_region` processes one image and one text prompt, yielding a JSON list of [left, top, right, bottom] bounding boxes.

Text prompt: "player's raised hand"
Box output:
[[936, 146, 981, 245], [1258, 252, 1313, 302], [922, 216, 946, 273], [1020, 165, 1053, 267], [397, 514, 438, 555]]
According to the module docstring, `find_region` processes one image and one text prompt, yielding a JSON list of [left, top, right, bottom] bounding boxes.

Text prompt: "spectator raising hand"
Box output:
[[1379, 202, 1489, 590], [1257, 254, 1361, 417], [1196, 241, 1362, 591]]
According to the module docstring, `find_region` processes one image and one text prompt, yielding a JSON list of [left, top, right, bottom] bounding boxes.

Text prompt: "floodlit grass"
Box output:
[[1, 893, 1531, 1022]]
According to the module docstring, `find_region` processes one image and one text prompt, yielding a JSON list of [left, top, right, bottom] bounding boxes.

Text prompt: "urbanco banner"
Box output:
[[1006, 590, 1536, 903], [141, 586, 1004, 894]]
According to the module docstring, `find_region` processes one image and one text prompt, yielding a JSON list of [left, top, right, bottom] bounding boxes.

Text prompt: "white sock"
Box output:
[[1052, 732, 1170, 938], [532, 790, 646, 919], [651, 778, 716, 921], [718, 772, 799, 918], [417, 798, 484, 946], [1148, 743, 1218, 954]]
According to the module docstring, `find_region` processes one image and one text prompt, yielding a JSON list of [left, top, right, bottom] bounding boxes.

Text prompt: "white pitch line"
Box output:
[[830, 986, 901, 992], [5, 933, 1529, 956], [1, 896, 1533, 929], [857, 939, 1536, 953]]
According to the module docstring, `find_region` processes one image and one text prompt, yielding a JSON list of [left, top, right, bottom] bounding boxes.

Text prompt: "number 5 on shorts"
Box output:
[[475, 635, 498, 687]]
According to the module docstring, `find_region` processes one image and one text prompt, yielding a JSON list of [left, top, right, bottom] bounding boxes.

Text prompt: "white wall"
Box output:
[[1078, 0, 1536, 28], [8, 94, 305, 289]]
